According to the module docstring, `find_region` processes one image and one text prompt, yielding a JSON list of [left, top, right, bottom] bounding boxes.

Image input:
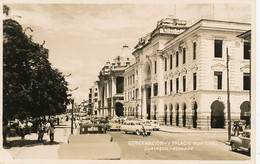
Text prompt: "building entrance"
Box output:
[[211, 100, 225, 128], [192, 102, 198, 128], [115, 103, 124, 116], [240, 101, 250, 125]]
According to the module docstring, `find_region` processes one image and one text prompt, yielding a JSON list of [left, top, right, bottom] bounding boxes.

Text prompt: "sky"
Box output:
[[4, 2, 252, 104]]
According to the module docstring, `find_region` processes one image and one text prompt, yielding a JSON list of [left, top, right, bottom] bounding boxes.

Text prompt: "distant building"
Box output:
[[88, 81, 99, 115], [97, 45, 133, 117]]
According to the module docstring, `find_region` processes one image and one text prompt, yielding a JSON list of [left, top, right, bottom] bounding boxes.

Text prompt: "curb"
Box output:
[[159, 129, 227, 133]]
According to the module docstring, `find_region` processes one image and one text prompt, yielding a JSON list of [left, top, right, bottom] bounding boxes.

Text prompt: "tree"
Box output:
[[3, 6, 70, 123]]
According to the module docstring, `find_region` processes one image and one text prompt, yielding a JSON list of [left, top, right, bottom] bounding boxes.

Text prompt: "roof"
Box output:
[[237, 30, 251, 40]]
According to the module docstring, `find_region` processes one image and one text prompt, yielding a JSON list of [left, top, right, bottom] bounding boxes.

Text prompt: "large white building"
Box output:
[[124, 18, 251, 130], [88, 17, 251, 130]]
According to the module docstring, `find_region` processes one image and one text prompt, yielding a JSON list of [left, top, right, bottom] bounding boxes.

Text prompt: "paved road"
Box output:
[[110, 130, 251, 160], [4, 122, 251, 161]]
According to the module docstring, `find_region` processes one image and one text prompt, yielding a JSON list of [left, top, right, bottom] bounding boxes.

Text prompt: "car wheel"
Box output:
[[123, 130, 127, 134], [136, 130, 140, 135], [231, 142, 237, 152], [248, 148, 251, 156]]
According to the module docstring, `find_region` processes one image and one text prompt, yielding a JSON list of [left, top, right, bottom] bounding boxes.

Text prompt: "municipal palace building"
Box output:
[[87, 17, 251, 130]]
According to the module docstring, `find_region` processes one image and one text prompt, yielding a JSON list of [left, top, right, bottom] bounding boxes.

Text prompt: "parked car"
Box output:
[[230, 129, 251, 155], [121, 120, 152, 135], [150, 120, 160, 131], [58, 123, 121, 160], [108, 120, 121, 131]]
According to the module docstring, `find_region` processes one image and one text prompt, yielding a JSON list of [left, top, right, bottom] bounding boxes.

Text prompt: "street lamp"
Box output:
[[226, 46, 231, 141], [69, 87, 78, 135]]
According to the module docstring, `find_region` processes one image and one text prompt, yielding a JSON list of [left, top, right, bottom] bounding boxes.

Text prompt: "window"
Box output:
[[116, 77, 124, 93], [193, 42, 196, 59], [183, 76, 186, 92], [133, 90, 135, 100], [176, 51, 179, 67], [165, 81, 167, 95], [170, 55, 173, 69], [165, 58, 167, 71], [214, 72, 222, 89], [136, 88, 139, 99], [214, 40, 223, 58], [153, 83, 158, 96], [193, 73, 197, 90], [176, 78, 179, 93], [133, 75, 135, 84], [170, 79, 173, 92], [154, 61, 157, 74], [95, 88, 97, 91], [243, 73, 250, 90], [183, 48, 186, 64], [94, 93, 98, 97], [244, 42, 250, 60]]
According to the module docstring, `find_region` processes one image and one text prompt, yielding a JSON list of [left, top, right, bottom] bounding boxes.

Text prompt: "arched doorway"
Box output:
[[136, 107, 138, 118], [240, 101, 250, 125], [211, 100, 225, 128], [176, 103, 179, 126], [154, 105, 157, 120], [182, 103, 187, 127], [164, 105, 168, 125], [115, 103, 124, 116], [192, 102, 198, 128], [170, 104, 173, 125]]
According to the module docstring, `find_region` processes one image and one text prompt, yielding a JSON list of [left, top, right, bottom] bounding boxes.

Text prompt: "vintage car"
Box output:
[[121, 120, 152, 135], [58, 123, 121, 160], [150, 120, 160, 131], [108, 120, 121, 131], [230, 129, 251, 155]]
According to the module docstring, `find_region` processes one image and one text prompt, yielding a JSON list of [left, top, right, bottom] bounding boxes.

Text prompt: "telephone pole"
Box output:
[[226, 47, 231, 141]]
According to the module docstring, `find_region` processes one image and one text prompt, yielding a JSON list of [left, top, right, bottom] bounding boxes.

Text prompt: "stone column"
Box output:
[[142, 87, 147, 119]]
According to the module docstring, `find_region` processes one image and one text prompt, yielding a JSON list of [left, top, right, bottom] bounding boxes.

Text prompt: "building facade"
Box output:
[[97, 45, 133, 117], [125, 18, 251, 130], [87, 17, 251, 130], [88, 81, 99, 115]]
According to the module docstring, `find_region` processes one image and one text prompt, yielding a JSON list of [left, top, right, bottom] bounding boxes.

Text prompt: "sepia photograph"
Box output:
[[1, 0, 257, 163]]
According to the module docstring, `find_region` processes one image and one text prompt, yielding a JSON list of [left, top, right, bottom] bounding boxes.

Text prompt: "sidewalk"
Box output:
[[3, 121, 72, 160], [160, 125, 228, 133]]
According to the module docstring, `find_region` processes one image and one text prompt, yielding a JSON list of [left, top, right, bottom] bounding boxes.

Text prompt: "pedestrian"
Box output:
[[57, 117, 60, 125], [45, 121, 51, 135], [37, 122, 45, 141], [19, 120, 26, 139], [49, 123, 55, 142], [27, 121, 33, 135], [142, 124, 147, 137]]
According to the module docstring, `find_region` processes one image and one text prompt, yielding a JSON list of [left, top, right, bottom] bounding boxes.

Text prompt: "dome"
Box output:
[[113, 44, 133, 61]]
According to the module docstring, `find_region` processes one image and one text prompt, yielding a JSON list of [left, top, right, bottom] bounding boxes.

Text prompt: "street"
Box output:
[[3, 120, 250, 161], [109, 130, 250, 160]]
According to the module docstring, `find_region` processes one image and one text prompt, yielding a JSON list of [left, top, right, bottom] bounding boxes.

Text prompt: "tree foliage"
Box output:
[[3, 15, 70, 122]]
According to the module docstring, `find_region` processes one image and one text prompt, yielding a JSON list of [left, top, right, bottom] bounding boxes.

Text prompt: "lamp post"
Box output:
[[71, 99, 74, 134], [69, 87, 78, 135], [226, 46, 231, 141]]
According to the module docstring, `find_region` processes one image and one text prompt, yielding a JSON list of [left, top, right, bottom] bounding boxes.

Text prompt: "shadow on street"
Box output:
[[3, 139, 60, 149], [228, 150, 250, 157]]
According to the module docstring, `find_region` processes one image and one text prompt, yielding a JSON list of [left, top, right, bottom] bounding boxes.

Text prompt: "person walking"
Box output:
[[27, 121, 33, 135], [19, 120, 26, 139], [142, 124, 147, 137], [37, 122, 45, 141], [49, 123, 55, 142]]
